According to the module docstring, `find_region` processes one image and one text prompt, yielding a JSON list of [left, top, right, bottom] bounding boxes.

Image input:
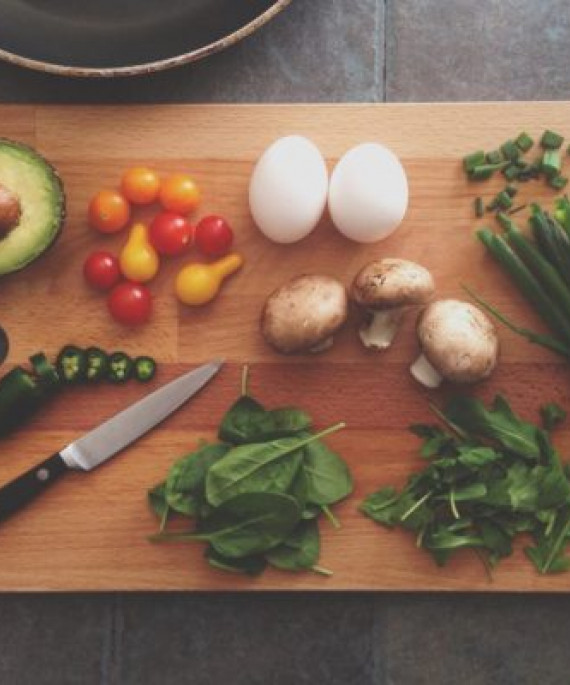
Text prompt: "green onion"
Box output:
[[475, 197, 484, 218], [496, 191, 513, 210], [477, 228, 570, 347], [469, 162, 508, 181], [464, 150, 486, 173], [505, 185, 518, 197], [541, 130, 564, 150], [554, 196, 570, 236], [501, 140, 520, 161], [486, 150, 503, 165], [503, 164, 520, 181], [463, 286, 570, 358], [549, 175, 568, 191], [515, 131, 534, 152], [542, 149, 562, 178], [499, 214, 570, 321]]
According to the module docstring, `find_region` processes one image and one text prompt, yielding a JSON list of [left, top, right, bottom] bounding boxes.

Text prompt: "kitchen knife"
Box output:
[[0, 359, 223, 522]]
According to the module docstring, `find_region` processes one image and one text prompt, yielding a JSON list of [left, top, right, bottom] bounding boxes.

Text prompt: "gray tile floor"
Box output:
[[1, 1, 570, 683]]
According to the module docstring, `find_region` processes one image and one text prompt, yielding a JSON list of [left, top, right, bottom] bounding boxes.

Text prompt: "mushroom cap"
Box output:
[[261, 274, 348, 354], [417, 299, 499, 383], [350, 258, 435, 310]]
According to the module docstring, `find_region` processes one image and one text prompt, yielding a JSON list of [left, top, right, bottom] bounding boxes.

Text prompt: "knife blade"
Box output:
[[0, 359, 223, 522]]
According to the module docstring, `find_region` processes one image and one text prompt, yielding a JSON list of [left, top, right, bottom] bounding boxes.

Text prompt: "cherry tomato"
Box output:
[[107, 282, 152, 326], [149, 212, 194, 257], [88, 190, 130, 233], [121, 167, 160, 205], [195, 215, 234, 257], [83, 251, 120, 291], [159, 174, 200, 214]]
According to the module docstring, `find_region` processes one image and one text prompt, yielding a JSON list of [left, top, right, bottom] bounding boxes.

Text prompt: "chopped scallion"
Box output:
[[541, 130, 564, 150], [515, 131, 534, 152], [502, 164, 520, 181], [501, 140, 520, 161], [550, 175, 568, 191], [542, 149, 562, 178], [463, 150, 486, 173], [505, 184, 518, 197], [486, 150, 503, 165], [475, 197, 484, 218]]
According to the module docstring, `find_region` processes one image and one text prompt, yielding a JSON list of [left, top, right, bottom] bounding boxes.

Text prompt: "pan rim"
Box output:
[[0, 0, 291, 78]]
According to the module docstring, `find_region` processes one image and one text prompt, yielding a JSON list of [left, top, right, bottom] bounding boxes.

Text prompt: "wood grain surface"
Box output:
[[1, 103, 570, 591]]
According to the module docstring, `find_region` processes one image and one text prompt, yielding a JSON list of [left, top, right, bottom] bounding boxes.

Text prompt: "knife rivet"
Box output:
[[36, 468, 49, 482]]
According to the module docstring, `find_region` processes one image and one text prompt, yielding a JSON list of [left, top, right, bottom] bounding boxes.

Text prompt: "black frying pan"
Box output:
[[0, 0, 290, 77]]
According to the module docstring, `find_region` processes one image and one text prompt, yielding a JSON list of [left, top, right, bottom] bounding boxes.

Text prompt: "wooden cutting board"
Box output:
[[1, 102, 570, 591]]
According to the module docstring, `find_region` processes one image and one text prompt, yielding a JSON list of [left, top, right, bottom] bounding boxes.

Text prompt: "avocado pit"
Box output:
[[0, 183, 21, 236]]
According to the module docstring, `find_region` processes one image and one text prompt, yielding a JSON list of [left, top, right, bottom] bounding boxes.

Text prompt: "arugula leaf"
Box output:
[[444, 395, 541, 459], [362, 394, 570, 577], [540, 402, 567, 431]]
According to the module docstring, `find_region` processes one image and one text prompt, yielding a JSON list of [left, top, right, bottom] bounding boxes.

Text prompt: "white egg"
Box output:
[[249, 135, 328, 244], [328, 142, 409, 243]]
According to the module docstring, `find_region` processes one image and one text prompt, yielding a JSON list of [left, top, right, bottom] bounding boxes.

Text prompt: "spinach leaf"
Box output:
[[218, 395, 312, 444], [148, 482, 168, 518], [265, 519, 320, 572], [195, 492, 301, 558], [205, 547, 267, 576], [359, 487, 401, 526], [166, 443, 230, 516], [302, 439, 353, 506], [444, 395, 541, 458], [206, 425, 343, 507]]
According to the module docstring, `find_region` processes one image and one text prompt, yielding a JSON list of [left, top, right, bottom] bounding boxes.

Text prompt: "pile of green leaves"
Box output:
[[361, 395, 570, 575], [148, 368, 352, 576]]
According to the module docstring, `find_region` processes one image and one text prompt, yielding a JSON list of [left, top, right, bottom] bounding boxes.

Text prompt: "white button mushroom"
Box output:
[[261, 274, 348, 354], [350, 258, 435, 350], [410, 299, 499, 388]]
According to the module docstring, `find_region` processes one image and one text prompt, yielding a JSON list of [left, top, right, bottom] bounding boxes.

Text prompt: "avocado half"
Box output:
[[0, 139, 66, 276]]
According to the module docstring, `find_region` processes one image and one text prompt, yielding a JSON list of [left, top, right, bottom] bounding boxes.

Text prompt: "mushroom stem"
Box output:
[[410, 353, 443, 388], [359, 309, 403, 351]]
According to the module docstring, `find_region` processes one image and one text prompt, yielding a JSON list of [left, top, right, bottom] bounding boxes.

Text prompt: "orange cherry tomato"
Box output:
[[159, 174, 200, 214], [88, 190, 130, 233], [120, 167, 160, 205]]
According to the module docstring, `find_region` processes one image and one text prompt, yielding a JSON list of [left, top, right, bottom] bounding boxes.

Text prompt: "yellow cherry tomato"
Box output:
[[175, 253, 243, 306], [159, 174, 201, 214], [120, 167, 160, 205], [119, 223, 160, 283]]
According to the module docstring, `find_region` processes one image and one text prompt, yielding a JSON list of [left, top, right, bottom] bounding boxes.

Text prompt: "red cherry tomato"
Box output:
[[107, 282, 152, 326], [83, 251, 120, 291], [149, 212, 194, 256], [195, 215, 234, 257]]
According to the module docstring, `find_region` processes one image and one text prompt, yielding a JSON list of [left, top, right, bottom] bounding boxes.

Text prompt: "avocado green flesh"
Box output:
[[0, 140, 65, 276]]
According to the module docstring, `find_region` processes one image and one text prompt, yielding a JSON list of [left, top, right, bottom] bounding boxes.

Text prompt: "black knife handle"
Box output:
[[0, 453, 69, 522]]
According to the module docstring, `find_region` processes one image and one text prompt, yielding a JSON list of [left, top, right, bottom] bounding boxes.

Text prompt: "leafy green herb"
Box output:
[[540, 403, 567, 431], [148, 367, 351, 576], [361, 395, 570, 576], [165, 443, 230, 516], [206, 425, 343, 507], [265, 519, 324, 573]]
